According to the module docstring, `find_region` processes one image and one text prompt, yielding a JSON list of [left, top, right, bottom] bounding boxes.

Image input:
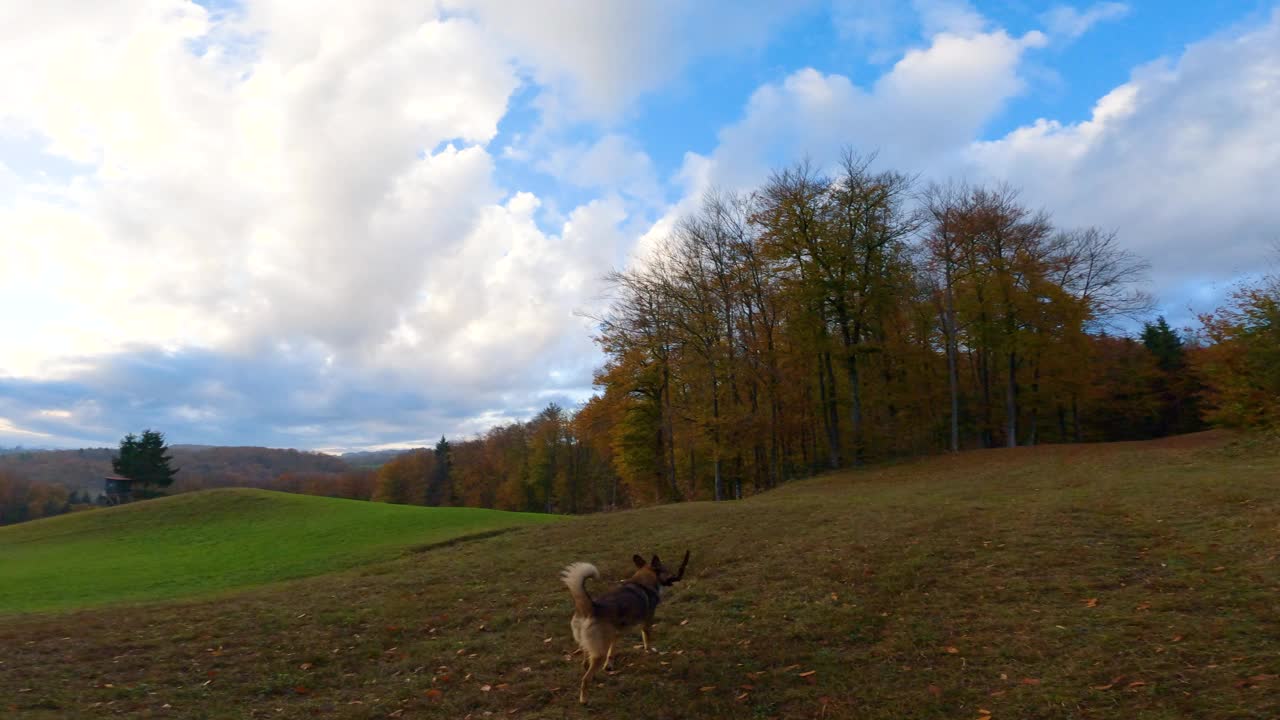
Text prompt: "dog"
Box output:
[[560, 550, 689, 704]]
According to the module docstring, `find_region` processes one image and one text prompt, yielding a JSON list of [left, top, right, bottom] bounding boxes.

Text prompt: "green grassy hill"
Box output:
[[1, 432, 1277, 719], [0, 489, 560, 613]]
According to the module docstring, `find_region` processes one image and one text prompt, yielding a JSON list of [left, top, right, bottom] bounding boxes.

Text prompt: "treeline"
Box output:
[[0, 470, 96, 525], [576, 154, 1213, 504], [361, 153, 1252, 514], [0, 446, 366, 524], [0, 445, 353, 496]]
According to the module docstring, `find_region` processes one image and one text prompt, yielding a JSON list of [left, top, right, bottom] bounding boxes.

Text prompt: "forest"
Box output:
[[3, 153, 1276, 523], [364, 153, 1274, 514]]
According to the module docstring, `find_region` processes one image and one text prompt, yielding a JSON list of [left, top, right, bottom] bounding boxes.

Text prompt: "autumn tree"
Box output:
[[1197, 275, 1280, 428]]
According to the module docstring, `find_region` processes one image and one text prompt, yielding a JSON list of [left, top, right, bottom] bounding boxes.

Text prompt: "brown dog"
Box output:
[[561, 551, 689, 704]]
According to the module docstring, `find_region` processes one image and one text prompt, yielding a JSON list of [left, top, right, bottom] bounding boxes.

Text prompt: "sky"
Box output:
[[1, 0, 1278, 451]]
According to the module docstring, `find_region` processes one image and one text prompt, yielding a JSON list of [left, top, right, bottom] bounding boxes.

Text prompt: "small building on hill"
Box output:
[[103, 475, 135, 505]]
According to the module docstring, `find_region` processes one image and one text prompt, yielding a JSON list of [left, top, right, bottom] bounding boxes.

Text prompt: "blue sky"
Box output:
[[2, 0, 1278, 450]]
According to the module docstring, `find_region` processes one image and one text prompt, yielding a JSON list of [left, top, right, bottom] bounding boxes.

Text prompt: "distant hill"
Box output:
[[339, 447, 419, 468], [0, 445, 352, 496], [0, 488, 560, 613]]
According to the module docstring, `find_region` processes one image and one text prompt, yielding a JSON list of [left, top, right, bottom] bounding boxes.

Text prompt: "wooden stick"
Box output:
[[670, 550, 690, 583]]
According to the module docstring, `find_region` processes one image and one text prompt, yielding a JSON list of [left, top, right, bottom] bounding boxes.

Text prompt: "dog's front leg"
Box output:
[[641, 622, 656, 653], [604, 639, 617, 672]]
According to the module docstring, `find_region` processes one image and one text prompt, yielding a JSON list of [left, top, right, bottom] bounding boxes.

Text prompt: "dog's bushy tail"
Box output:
[[560, 562, 599, 617]]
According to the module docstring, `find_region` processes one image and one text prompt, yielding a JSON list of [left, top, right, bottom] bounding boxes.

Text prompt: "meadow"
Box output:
[[0, 489, 560, 613], [1, 431, 1277, 718]]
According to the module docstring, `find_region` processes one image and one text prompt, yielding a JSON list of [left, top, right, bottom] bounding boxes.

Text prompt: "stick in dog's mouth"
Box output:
[[663, 549, 691, 586]]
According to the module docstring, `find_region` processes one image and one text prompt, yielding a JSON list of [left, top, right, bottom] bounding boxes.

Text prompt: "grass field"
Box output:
[[1, 432, 1278, 718], [0, 489, 561, 613]]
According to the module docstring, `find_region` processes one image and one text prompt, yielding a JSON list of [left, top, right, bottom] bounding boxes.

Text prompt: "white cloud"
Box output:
[[965, 8, 1280, 289], [0, 1, 638, 446], [682, 24, 1046, 195], [1041, 2, 1131, 42], [443, 0, 810, 121], [537, 134, 663, 207]]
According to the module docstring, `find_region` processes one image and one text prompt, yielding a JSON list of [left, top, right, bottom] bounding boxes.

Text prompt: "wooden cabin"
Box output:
[[103, 475, 135, 505]]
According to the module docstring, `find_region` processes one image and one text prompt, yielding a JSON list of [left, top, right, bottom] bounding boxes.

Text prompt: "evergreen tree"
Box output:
[[112, 429, 178, 493], [1141, 316, 1184, 371], [427, 436, 453, 506]]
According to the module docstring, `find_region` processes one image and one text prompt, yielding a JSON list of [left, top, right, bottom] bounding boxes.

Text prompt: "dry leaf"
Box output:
[[424, 689, 443, 701], [680, 619, 689, 626], [1083, 598, 1099, 608], [927, 685, 941, 697], [1236, 674, 1277, 688], [1171, 635, 1183, 642], [944, 646, 960, 654], [1020, 678, 1041, 686], [480, 685, 492, 692], [699, 686, 716, 692]]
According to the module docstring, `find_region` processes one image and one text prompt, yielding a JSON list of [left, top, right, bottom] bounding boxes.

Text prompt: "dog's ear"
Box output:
[[632, 554, 646, 568], [650, 554, 661, 568]]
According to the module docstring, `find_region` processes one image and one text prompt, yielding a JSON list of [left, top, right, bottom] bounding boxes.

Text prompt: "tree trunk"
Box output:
[[943, 303, 961, 453], [1005, 349, 1018, 448]]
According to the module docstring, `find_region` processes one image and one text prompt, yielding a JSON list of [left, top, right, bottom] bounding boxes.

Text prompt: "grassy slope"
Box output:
[[0, 489, 560, 613], [1, 433, 1277, 719]]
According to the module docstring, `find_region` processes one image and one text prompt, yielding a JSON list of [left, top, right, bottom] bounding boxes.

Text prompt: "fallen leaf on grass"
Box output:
[[1135, 602, 1151, 611], [1083, 598, 1099, 608], [1171, 635, 1183, 643], [293, 687, 310, 695], [1020, 678, 1040, 686], [1126, 681, 1147, 690], [1235, 674, 1277, 689], [1092, 675, 1128, 691], [424, 689, 443, 701], [927, 685, 941, 697], [943, 646, 960, 654], [699, 686, 716, 692], [679, 619, 689, 626], [799, 670, 817, 678], [480, 685, 492, 692]]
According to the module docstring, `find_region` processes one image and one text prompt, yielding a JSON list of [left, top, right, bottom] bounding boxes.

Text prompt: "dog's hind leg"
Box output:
[[579, 654, 604, 705], [604, 638, 617, 672]]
